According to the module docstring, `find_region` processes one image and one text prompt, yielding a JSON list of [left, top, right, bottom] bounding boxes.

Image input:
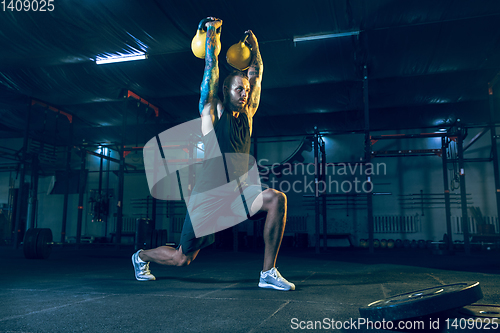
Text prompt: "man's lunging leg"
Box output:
[[260, 189, 287, 271], [253, 188, 295, 291], [140, 246, 199, 266]]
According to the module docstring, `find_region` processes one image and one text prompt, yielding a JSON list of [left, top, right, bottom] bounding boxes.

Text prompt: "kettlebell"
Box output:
[[226, 33, 252, 70], [191, 18, 221, 59]]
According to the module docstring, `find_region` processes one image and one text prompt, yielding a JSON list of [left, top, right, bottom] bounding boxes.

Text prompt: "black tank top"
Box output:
[[195, 110, 251, 192]]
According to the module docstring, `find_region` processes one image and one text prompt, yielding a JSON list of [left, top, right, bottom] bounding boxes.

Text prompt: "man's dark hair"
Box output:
[[223, 71, 249, 100]]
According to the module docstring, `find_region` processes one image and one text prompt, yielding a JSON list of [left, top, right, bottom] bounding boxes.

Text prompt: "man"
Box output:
[[132, 18, 294, 291]]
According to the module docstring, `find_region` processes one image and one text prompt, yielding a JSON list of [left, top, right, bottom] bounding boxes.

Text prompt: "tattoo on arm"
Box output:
[[247, 48, 263, 113], [248, 48, 263, 80], [199, 26, 219, 116]]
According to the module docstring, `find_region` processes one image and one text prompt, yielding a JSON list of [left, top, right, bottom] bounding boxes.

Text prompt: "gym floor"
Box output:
[[1, 245, 499, 332]]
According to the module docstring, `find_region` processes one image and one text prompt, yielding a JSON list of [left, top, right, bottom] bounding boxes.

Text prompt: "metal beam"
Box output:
[[14, 101, 31, 249], [363, 65, 374, 254], [61, 121, 73, 243], [82, 148, 136, 170], [441, 137, 453, 252], [76, 151, 86, 245], [115, 103, 127, 245], [371, 133, 450, 140], [314, 126, 320, 254], [488, 82, 500, 227], [321, 139, 327, 251], [28, 155, 39, 230], [464, 128, 489, 152], [457, 125, 471, 255]]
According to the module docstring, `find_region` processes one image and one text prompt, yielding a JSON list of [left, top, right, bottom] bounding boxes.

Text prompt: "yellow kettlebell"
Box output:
[[226, 33, 252, 70], [191, 18, 221, 59]]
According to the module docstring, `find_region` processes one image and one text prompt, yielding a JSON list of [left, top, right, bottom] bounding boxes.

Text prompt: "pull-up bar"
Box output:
[[31, 99, 73, 123], [371, 132, 452, 140], [126, 90, 159, 117]]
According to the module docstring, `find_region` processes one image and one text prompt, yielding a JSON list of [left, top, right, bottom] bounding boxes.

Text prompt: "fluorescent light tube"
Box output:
[[293, 31, 360, 43], [95, 53, 147, 65]]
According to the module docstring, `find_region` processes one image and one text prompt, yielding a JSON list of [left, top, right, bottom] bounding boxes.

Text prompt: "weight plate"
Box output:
[[23, 228, 39, 259], [36, 228, 53, 259], [359, 282, 483, 321], [458, 304, 500, 318]]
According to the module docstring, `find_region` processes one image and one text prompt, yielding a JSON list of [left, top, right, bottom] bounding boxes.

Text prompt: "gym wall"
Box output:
[[0, 126, 497, 246]]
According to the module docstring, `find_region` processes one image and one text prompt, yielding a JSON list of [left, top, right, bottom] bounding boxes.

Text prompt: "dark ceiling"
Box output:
[[1, 0, 500, 147]]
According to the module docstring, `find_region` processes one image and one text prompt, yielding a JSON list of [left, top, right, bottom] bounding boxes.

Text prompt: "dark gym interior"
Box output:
[[1, 1, 500, 332]]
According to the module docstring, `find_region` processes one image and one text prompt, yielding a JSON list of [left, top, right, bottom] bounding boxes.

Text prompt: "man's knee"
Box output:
[[176, 255, 190, 267], [174, 247, 195, 267], [276, 190, 287, 206], [264, 188, 287, 207]]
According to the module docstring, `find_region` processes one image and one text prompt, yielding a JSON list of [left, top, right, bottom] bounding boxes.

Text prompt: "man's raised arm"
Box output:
[[199, 18, 222, 123], [246, 30, 263, 117]]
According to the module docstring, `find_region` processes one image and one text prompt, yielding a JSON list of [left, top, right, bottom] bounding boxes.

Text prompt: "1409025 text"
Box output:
[[1, 0, 54, 12]]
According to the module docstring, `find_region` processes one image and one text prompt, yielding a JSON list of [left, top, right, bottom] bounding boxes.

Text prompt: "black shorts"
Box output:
[[178, 185, 264, 254]]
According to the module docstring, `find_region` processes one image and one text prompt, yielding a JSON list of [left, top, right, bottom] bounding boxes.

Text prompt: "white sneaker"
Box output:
[[132, 250, 156, 281], [258, 267, 295, 291]]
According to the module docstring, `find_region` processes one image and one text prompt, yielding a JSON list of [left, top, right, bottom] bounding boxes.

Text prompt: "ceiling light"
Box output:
[[95, 53, 147, 65], [293, 31, 360, 43]]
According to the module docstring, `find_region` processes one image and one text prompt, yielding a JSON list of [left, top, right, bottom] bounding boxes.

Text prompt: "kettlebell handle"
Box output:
[[240, 32, 250, 45], [197, 18, 221, 34]]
